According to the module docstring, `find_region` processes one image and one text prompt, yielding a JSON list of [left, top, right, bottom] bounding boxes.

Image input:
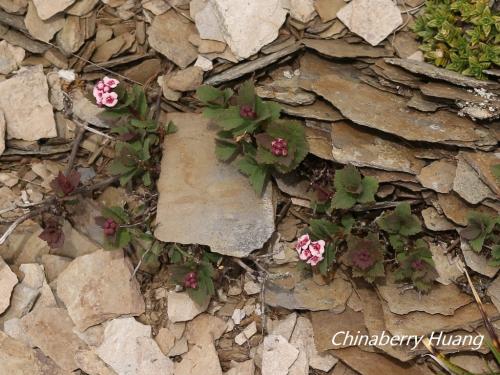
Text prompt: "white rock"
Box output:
[[97, 318, 174, 375], [262, 335, 299, 375], [192, 0, 225, 42], [56, 15, 85, 55], [0, 110, 5, 156], [224, 359, 255, 375], [3, 318, 33, 347], [195, 55, 213, 72], [337, 0, 403, 46], [74, 349, 117, 375], [431, 243, 462, 286], [24, 1, 65, 43], [289, 0, 316, 23], [0, 40, 25, 74], [453, 156, 494, 204], [231, 308, 246, 325], [71, 90, 109, 128], [174, 340, 222, 375], [167, 291, 208, 323], [33, 0, 76, 20], [0, 263, 45, 325], [196, 0, 287, 59], [235, 321, 257, 346], [268, 312, 297, 341], [243, 279, 261, 295], [142, 0, 170, 14], [0, 257, 17, 314], [0, 65, 57, 141], [289, 317, 337, 373]]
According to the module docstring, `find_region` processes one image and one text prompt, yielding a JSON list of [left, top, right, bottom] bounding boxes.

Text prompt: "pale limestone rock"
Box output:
[[337, 0, 403, 46], [268, 313, 297, 341], [453, 156, 494, 204], [174, 340, 222, 375], [67, 0, 99, 15], [210, 0, 287, 59], [431, 243, 462, 286], [169, 336, 188, 356], [0, 0, 27, 13], [52, 220, 100, 258], [0, 263, 45, 325], [185, 314, 226, 344], [56, 16, 85, 55], [142, 0, 170, 14], [422, 207, 456, 232], [71, 89, 109, 128], [3, 317, 34, 347], [155, 327, 176, 355], [195, 55, 213, 71], [21, 307, 87, 371], [224, 360, 255, 375], [25, 1, 65, 43], [0, 256, 17, 314], [289, 317, 337, 373], [167, 291, 208, 323], [0, 331, 66, 375], [289, 0, 316, 23], [154, 113, 275, 257], [0, 65, 57, 141], [192, 0, 225, 42], [417, 159, 456, 193], [0, 110, 5, 156], [462, 241, 498, 278], [165, 66, 204, 92], [243, 279, 261, 295], [0, 40, 25, 74], [40, 254, 71, 283], [96, 318, 174, 375], [33, 0, 76, 20], [262, 335, 298, 375], [56, 249, 145, 331], [487, 276, 500, 314], [74, 349, 117, 375], [148, 10, 198, 68]]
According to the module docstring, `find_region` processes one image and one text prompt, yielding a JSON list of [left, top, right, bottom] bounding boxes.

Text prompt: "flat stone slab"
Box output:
[[0, 256, 17, 314], [0, 65, 56, 141], [56, 249, 145, 331], [154, 113, 275, 257]]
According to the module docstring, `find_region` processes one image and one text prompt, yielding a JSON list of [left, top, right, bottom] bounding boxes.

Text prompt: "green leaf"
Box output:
[[236, 80, 256, 107], [309, 219, 340, 240], [196, 85, 225, 104], [377, 203, 422, 237], [358, 176, 379, 204], [102, 206, 129, 223], [165, 121, 178, 134], [332, 190, 357, 209], [334, 165, 362, 194], [142, 171, 152, 186], [203, 107, 245, 130], [116, 228, 132, 248], [237, 156, 269, 195], [215, 140, 239, 162]]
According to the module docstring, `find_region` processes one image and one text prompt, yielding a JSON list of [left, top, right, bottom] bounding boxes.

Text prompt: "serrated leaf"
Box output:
[[358, 176, 379, 204], [203, 107, 246, 130], [309, 219, 340, 240], [215, 141, 239, 162], [332, 189, 357, 209], [116, 228, 131, 248], [236, 80, 256, 107], [196, 85, 225, 104], [334, 165, 362, 194], [237, 156, 269, 195], [165, 121, 178, 134]]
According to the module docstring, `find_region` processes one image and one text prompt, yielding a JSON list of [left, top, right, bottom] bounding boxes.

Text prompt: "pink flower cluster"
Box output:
[[295, 234, 325, 266], [93, 76, 120, 107], [271, 138, 288, 157]]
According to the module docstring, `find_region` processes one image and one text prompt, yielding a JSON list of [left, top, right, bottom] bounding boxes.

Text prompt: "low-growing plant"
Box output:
[[377, 203, 422, 252], [394, 239, 438, 293], [344, 233, 386, 283], [93, 77, 177, 187], [460, 211, 499, 252], [296, 219, 345, 275], [196, 81, 308, 195], [413, 0, 500, 79], [167, 245, 220, 305]]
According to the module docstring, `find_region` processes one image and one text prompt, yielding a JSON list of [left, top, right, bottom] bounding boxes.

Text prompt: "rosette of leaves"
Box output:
[[394, 239, 438, 293], [413, 0, 500, 79], [377, 203, 422, 252], [197, 81, 308, 195], [50, 170, 81, 197], [344, 233, 385, 283], [39, 216, 65, 249], [331, 165, 378, 210], [106, 85, 177, 187], [306, 219, 342, 275], [97, 206, 133, 249], [460, 211, 499, 252], [167, 245, 219, 305]]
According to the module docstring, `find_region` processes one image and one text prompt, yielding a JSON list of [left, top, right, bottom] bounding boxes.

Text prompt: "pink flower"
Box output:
[[102, 92, 118, 107], [307, 254, 323, 266], [309, 240, 325, 257], [295, 234, 311, 252], [103, 76, 119, 88], [299, 247, 312, 261], [93, 86, 103, 99], [96, 81, 105, 90]]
